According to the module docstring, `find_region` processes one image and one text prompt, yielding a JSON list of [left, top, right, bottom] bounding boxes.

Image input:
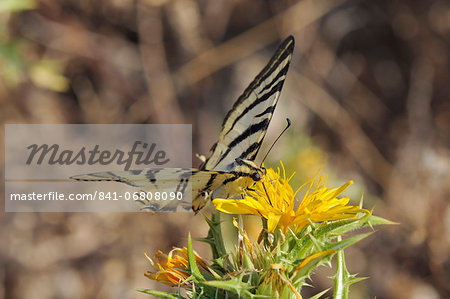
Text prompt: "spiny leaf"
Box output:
[[313, 219, 358, 237], [188, 233, 205, 282], [327, 232, 373, 252], [202, 279, 254, 298], [348, 275, 368, 285], [206, 265, 224, 280], [308, 288, 330, 299], [136, 289, 181, 298], [325, 214, 395, 236], [200, 213, 227, 259], [367, 215, 398, 226], [291, 250, 336, 283]]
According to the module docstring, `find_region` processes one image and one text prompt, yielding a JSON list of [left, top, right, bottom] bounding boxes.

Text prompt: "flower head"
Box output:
[[213, 162, 369, 233], [144, 247, 208, 286]]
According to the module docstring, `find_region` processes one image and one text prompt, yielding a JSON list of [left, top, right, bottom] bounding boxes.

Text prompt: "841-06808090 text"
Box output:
[[9, 191, 184, 201]]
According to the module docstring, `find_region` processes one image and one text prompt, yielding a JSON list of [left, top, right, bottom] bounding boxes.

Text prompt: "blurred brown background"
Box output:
[[1, 0, 449, 298]]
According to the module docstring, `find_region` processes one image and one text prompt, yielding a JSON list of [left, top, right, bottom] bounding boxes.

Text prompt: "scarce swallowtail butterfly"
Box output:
[[71, 36, 295, 213]]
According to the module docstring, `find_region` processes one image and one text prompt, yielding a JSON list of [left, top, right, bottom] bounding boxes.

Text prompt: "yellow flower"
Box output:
[[144, 247, 208, 286], [213, 162, 369, 233]]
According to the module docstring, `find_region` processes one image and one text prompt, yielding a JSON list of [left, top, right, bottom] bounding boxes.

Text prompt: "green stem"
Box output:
[[334, 236, 347, 299]]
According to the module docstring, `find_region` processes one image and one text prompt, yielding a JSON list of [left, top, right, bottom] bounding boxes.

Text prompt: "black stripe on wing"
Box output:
[[221, 37, 294, 133], [202, 36, 294, 171], [214, 118, 269, 167], [225, 62, 291, 135]]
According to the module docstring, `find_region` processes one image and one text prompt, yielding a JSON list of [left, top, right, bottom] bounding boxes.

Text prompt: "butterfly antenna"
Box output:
[[260, 118, 291, 166]]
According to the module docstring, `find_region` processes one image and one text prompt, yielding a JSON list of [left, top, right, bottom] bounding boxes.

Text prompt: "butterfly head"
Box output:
[[235, 158, 264, 182]]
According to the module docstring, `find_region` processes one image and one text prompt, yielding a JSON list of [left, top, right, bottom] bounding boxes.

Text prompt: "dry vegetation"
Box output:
[[1, 0, 449, 298]]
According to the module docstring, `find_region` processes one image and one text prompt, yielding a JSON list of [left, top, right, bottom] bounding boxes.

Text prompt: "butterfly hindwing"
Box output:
[[71, 169, 240, 212]]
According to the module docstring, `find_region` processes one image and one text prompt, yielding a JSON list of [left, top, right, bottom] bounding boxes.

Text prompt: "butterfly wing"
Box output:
[[71, 37, 295, 213], [71, 169, 238, 212], [201, 36, 295, 172]]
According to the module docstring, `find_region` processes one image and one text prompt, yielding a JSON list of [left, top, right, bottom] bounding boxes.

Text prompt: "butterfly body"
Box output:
[[72, 36, 295, 212]]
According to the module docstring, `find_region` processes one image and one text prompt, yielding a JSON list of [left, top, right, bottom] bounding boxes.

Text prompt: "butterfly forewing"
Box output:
[[201, 36, 294, 172]]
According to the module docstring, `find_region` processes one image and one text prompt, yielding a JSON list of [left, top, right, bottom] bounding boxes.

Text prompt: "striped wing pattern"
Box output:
[[201, 36, 294, 172], [71, 169, 238, 212], [72, 36, 295, 212]]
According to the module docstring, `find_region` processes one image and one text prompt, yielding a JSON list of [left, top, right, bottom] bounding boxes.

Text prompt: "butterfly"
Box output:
[[71, 36, 295, 212]]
